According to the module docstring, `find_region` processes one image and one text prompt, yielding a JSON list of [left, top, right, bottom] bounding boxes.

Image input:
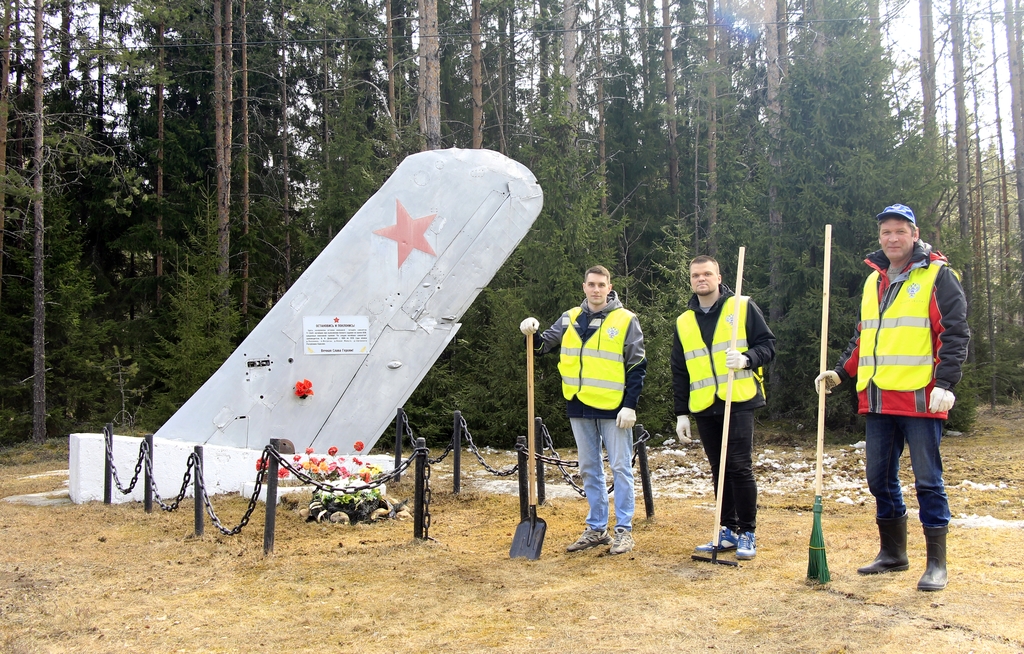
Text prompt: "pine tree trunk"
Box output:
[[240, 0, 250, 314], [0, 0, 11, 309], [951, 0, 972, 361], [31, 0, 45, 443], [765, 0, 784, 406], [471, 0, 482, 147], [281, 0, 291, 288], [155, 22, 165, 305], [989, 0, 1011, 287], [595, 0, 606, 215], [418, 0, 440, 150], [1005, 0, 1024, 268], [386, 0, 397, 142], [214, 0, 233, 282], [706, 0, 718, 255], [563, 0, 577, 116], [661, 0, 677, 198]]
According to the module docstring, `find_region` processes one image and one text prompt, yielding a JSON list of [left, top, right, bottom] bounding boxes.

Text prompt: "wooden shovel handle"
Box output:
[[527, 332, 537, 506]]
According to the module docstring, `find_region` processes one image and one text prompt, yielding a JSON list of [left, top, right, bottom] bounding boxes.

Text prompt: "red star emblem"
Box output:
[[373, 200, 437, 268], [333, 317, 340, 323]]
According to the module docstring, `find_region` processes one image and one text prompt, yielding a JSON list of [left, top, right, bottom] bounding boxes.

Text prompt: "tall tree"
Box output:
[[240, 0, 250, 314], [0, 0, 10, 308], [950, 0, 972, 347], [418, 0, 440, 149], [1006, 0, 1024, 266], [470, 0, 482, 147], [661, 0, 678, 200], [213, 0, 233, 282], [765, 0, 783, 403], [31, 0, 44, 442], [563, 0, 577, 115], [706, 0, 718, 254]]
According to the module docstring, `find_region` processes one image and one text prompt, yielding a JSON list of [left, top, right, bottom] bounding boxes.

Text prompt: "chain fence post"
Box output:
[[144, 434, 154, 513], [452, 410, 462, 494], [394, 408, 404, 484], [413, 437, 427, 539], [264, 440, 280, 555], [634, 425, 655, 519], [103, 423, 113, 505], [193, 446, 204, 537], [516, 435, 528, 522], [534, 416, 545, 506]]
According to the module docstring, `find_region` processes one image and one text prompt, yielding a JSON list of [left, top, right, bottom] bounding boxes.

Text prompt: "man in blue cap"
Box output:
[[814, 203, 969, 591]]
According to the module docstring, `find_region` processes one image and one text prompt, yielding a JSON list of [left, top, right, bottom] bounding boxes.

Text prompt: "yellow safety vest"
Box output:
[[676, 296, 759, 413], [857, 261, 943, 392], [559, 307, 635, 410]]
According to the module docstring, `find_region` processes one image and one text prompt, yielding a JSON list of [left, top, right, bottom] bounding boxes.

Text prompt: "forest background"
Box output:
[[1, 0, 1022, 448]]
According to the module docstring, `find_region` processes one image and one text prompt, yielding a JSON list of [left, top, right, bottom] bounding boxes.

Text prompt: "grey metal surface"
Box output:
[[154, 148, 543, 454]]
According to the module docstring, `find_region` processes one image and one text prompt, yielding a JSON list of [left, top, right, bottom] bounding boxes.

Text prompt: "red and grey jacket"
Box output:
[[834, 241, 969, 418]]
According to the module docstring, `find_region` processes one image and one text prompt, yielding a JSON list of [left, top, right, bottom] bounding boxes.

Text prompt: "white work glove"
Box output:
[[814, 370, 841, 395], [928, 387, 956, 413], [616, 407, 637, 430], [725, 348, 749, 370], [519, 317, 539, 335], [676, 415, 691, 441]]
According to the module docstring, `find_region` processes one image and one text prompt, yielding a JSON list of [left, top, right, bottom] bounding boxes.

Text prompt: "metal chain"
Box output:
[[195, 450, 269, 536], [461, 417, 518, 476], [145, 448, 195, 511], [416, 443, 433, 540], [104, 435, 146, 495]]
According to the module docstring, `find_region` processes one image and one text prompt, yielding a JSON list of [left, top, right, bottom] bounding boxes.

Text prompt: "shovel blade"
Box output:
[[509, 515, 547, 560]]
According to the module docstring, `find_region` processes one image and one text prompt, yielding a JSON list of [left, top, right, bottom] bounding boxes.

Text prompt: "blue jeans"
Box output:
[[570, 418, 635, 532], [865, 413, 950, 528]]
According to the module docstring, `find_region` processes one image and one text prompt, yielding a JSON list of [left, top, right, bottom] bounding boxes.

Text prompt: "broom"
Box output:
[[807, 224, 832, 584]]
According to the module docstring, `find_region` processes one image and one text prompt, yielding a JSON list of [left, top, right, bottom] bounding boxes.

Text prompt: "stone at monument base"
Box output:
[[68, 433, 393, 505]]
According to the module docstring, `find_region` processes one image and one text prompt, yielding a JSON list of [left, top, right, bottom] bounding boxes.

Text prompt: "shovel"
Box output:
[[510, 332, 547, 559], [692, 246, 745, 568]]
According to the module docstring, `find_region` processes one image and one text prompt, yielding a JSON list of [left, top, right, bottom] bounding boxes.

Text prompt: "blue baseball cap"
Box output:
[[876, 203, 916, 225]]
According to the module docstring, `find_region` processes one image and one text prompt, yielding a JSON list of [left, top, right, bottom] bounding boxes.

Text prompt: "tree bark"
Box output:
[[765, 0, 784, 406], [471, 0, 482, 147], [213, 0, 233, 282], [951, 0, 972, 351], [156, 21, 165, 306], [240, 0, 250, 314], [31, 0, 45, 442], [281, 0, 291, 287], [563, 0, 577, 116], [595, 0, 606, 214], [989, 0, 1010, 284], [418, 0, 440, 150], [387, 0, 397, 142], [706, 0, 718, 255], [1005, 0, 1024, 267], [0, 0, 11, 308], [661, 0, 677, 198]]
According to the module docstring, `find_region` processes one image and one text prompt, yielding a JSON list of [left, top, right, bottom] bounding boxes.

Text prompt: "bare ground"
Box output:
[[1, 405, 1023, 654]]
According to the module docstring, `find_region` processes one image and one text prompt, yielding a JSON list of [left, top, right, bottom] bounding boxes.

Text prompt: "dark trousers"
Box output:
[[694, 410, 757, 533]]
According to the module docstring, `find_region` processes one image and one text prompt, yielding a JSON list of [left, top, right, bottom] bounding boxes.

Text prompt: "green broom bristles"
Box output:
[[807, 495, 830, 584]]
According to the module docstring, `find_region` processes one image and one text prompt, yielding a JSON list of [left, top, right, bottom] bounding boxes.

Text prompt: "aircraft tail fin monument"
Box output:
[[154, 148, 543, 455]]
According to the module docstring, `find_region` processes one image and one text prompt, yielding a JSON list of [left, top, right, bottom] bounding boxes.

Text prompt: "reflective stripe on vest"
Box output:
[[676, 296, 758, 413], [856, 262, 943, 392], [559, 307, 635, 410]]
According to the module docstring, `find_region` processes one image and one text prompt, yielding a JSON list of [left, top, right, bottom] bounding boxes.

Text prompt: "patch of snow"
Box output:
[[950, 514, 1024, 529]]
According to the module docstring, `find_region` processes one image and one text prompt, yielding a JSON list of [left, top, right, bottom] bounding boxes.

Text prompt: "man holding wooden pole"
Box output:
[[672, 255, 776, 560], [815, 204, 969, 591]]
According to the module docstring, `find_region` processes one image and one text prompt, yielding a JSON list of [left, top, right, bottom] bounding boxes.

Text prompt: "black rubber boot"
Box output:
[[857, 514, 910, 575], [917, 526, 948, 591]]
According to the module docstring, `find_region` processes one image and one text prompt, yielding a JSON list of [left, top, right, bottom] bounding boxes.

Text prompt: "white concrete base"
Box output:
[[68, 433, 393, 505]]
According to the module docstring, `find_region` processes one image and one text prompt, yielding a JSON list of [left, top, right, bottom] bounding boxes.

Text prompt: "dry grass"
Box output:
[[2, 406, 1023, 653]]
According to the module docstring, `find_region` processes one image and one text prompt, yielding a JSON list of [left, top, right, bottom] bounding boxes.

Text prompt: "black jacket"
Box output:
[[671, 286, 776, 417]]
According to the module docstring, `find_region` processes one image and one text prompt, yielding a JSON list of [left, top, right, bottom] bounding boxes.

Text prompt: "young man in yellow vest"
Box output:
[[815, 204, 969, 591], [520, 265, 647, 555], [672, 255, 776, 560]]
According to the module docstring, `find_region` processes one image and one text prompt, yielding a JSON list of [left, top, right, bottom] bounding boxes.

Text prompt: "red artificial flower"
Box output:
[[278, 468, 290, 478], [353, 441, 365, 452], [294, 379, 314, 398], [256, 458, 267, 471], [361, 471, 371, 483], [305, 447, 315, 455], [327, 446, 338, 457], [293, 454, 302, 462], [353, 457, 363, 466]]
